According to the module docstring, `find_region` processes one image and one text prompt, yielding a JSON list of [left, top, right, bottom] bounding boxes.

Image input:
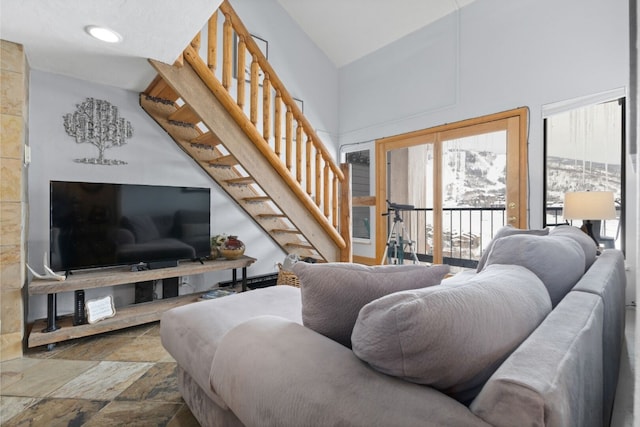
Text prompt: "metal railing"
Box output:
[[386, 206, 507, 269], [386, 205, 621, 268], [545, 206, 621, 247]]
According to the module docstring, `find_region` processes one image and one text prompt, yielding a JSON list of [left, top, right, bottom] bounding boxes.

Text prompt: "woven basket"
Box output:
[[277, 263, 300, 287]]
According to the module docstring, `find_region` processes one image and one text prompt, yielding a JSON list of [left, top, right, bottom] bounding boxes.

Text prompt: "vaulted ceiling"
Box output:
[[276, 0, 475, 68], [0, 0, 474, 91]]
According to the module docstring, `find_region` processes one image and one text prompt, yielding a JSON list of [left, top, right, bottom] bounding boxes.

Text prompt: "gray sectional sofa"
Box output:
[[160, 225, 626, 426]]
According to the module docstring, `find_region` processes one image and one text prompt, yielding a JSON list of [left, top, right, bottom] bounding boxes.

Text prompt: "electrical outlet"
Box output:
[[24, 145, 31, 165]]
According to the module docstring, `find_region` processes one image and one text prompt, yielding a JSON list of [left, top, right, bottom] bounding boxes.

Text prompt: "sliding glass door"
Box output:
[[377, 108, 528, 268]]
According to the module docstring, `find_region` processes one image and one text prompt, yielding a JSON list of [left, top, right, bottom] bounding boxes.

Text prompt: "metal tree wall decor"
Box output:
[[63, 97, 133, 165]]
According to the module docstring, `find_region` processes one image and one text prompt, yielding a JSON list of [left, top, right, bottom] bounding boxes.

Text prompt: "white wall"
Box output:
[[337, 0, 635, 302], [26, 71, 287, 321]]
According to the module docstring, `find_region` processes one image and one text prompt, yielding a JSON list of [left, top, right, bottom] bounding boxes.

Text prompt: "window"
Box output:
[[544, 97, 625, 251], [346, 149, 371, 240]]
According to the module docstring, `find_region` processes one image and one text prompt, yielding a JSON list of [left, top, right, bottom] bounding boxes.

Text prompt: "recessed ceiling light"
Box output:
[[85, 25, 122, 43]]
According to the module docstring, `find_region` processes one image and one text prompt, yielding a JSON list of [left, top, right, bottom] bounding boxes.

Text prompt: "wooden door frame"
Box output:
[[374, 107, 529, 264]]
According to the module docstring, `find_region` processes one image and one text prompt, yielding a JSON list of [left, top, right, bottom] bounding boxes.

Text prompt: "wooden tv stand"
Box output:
[[27, 256, 256, 349]]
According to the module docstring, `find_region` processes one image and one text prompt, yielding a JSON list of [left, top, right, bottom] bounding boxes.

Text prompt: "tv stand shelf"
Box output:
[[27, 256, 256, 349]]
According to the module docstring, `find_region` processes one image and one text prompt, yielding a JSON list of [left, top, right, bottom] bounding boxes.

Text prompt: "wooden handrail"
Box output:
[[183, 45, 345, 249], [218, 1, 343, 181]]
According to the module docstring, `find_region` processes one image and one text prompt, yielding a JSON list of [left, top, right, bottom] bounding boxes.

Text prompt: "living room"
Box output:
[[1, 0, 637, 424]]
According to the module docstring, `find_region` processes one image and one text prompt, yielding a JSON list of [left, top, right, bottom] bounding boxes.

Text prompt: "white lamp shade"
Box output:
[[563, 191, 617, 220]]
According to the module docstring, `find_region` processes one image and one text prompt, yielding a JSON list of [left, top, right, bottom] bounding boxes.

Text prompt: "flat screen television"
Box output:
[[50, 181, 211, 272]]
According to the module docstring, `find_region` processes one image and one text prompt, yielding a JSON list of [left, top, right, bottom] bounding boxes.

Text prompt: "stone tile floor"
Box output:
[[0, 322, 199, 426]]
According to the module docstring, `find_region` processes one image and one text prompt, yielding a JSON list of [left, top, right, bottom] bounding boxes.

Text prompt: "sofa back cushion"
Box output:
[[549, 225, 597, 270], [477, 226, 549, 272], [292, 262, 449, 348], [351, 264, 552, 403], [483, 234, 585, 307]]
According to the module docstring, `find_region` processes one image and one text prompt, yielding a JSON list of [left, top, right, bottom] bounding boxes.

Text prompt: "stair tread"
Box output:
[[243, 196, 271, 202], [191, 131, 221, 147], [285, 242, 315, 249], [208, 155, 238, 167], [271, 228, 301, 234], [225, 176, 255, 185], [168, 104, 200, 125], [257, 213, 287, 218], [145, 75, 179, 101]]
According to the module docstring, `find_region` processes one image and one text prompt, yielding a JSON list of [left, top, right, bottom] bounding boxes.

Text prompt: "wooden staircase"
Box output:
[[140, 1, 351, 262]]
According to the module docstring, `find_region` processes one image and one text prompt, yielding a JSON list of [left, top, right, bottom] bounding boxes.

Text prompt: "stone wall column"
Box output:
[[1, 40, 29, 361]]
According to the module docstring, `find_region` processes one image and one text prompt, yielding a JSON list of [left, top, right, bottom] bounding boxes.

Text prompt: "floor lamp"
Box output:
[[563, 191, 617, 247]]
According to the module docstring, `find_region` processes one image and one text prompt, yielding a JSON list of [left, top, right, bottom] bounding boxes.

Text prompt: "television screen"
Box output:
[[50, 181, 211, 272]]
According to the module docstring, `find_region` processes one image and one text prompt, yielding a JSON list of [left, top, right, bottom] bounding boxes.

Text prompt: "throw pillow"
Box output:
[[483, 234, 585, 307], [292, 262, 450, 348], [549, 225, 597, 270], [476, 226, 549, 272], [351, 264, 552, 404]]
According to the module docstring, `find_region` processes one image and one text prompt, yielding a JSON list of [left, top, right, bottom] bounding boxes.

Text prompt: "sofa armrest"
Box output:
[[211, 316, 489, 427], [470, 291, 604, 427]]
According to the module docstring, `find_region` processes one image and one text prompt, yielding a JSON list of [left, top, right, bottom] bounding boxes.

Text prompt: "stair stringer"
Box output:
[[144, 59, 341, 262]]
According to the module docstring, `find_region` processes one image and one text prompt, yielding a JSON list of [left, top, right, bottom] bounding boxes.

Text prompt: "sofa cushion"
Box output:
[[160, 285, 303, 409], [483, 234, 585, 307], [351, 264, 552, 403], [477, 226, 549, 271], [212, 316, 492, 427], [549, 225, 597, 270], [292, 262, 450, 348]]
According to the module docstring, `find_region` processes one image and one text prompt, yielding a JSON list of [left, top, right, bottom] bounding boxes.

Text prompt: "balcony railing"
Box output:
[[385, 206, 507, 269], [385, 205, 621, 269], [545, 206, 621, 248]]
